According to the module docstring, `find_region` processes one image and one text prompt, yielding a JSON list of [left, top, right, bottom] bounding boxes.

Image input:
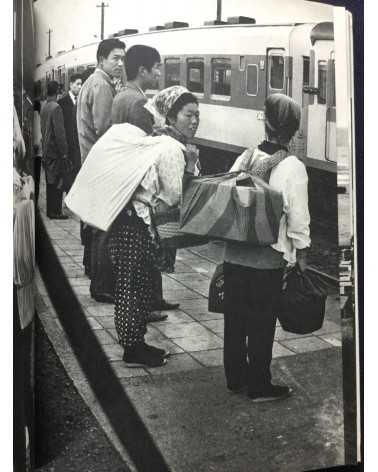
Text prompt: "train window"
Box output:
[[187, 59, 204, 93], [318, 60, 327, 104], [303, 56, 310, 86], [269, 54, 284, 90], [246, 64, 258, 96], [165, 58, 181, 87], [211, 58, 231, 96]]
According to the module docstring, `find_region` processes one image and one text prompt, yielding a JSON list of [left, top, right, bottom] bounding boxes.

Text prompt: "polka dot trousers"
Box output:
[[108, 215, 156, 350]]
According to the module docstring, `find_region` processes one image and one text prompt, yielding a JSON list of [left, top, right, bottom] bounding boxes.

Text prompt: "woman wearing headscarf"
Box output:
[[223, 93, 311, 402], [146, 85, 201, 273], [107, 86, 200, 368]]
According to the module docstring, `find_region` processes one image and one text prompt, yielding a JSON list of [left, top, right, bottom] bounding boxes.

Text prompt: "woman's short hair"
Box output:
[[264, 93, 301, 144], [166, 92, 198, 121], [125, 45, 161, 80]]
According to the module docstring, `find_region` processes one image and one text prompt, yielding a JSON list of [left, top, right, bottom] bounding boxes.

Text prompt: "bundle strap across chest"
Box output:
[[237, 148, 288, 181]]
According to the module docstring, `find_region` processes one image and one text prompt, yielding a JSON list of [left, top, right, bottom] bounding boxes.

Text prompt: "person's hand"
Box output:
[[185, 144, 199, 174], [296, 248, 308, 272]]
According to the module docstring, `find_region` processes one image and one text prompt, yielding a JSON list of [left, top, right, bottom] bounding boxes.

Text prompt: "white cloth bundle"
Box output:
[[65, 123, 185, 231]]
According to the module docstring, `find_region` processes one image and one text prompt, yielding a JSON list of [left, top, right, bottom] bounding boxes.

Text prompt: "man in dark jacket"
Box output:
[[58, 73, 82, 187], [76, 38, 126, 303], [40, 80, 69, 219]]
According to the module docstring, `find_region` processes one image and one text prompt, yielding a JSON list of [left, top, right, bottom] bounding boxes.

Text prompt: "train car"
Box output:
[[34, 20, 336, 174]]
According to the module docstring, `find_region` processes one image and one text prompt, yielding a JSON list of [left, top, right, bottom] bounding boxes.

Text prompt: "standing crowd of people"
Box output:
[[36, 38, 311, 402]]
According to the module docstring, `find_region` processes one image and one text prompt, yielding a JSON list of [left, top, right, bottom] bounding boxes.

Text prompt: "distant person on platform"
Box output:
[[58, 74, 82, 190], [111, 45, 180, 318], [76, 38, 126, 303], [40, 80, 69, 219]]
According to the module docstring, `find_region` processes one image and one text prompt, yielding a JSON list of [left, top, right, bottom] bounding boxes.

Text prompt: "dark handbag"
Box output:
[[278, 267, 328, 334], [208, 263, 225, 313]]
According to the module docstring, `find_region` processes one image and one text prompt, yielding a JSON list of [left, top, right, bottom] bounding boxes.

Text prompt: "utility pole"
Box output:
[[96, 2, 109, 40], [216, 0, 222, 22], [46, 28, 52, 58]]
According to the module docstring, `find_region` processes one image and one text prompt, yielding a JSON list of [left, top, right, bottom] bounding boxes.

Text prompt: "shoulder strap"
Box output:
[[250, 149, 288, 181]]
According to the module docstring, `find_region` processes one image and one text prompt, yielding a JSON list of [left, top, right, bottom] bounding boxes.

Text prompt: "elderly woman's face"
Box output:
[[171, 103, 200, 139]]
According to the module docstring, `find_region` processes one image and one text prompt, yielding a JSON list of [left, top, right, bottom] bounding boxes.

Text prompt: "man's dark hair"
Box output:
[[96, 38, 126, 63], [167, 93, 198, 121], [69, 73, 82, 84], [125, 45, 161, 81], [47, 81, 59, 97]]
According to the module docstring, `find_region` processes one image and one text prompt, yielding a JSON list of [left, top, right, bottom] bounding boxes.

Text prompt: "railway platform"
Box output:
[[35, 176, 346, 472]]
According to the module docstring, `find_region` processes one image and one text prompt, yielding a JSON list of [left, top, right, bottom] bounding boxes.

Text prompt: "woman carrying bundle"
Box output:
[[107, 86, 200, 368], [223, 93, 311, 401]]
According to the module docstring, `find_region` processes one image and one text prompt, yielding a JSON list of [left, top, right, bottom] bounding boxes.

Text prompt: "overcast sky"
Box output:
[[33, 0, 333, 63]]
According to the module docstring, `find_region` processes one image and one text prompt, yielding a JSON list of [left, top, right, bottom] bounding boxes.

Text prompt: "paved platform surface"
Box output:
[[35, 175, 345, 471]]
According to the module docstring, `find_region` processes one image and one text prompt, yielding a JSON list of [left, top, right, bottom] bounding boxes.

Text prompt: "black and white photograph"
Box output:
[[12, 0, 362, 471]]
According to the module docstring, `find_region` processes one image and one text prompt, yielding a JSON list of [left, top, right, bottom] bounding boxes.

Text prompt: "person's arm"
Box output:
[[52, 105, 68, 158], [111, 93, 126, 124], [296, 248, 308, 272], [229, 148, 254, 172], [92, 82, 114, 138], [157, 145, 186, 208], [286, 162, 311, 270], [13, 106, 26, 160], [184, 144, 201, 175]]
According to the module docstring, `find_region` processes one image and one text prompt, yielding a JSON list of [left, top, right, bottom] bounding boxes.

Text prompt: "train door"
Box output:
[[306, 46, 336, 162], [266, 48, 286, 97]]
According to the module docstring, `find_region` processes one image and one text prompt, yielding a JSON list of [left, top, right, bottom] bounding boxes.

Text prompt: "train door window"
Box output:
[[165, 58, 181, 87], [246, 64, 258, 96], [303, 56, 310, 86], [62, 72, 66, 90], [68, 67, 75, 82], [318, 60, 327, 104], [326, 53, 336, 108], [187, 59, 204, 94], [268, 50, 285, 90], [211, 58, 231, 97]]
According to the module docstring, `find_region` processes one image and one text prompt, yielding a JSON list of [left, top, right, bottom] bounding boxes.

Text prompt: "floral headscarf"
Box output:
[[144, 86, 190, 127]]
